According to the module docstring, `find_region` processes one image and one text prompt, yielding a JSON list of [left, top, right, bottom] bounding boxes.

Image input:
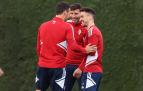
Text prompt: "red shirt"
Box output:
[[79, 25, 104, 73], [36, 17, 86, 68], [66, 20, 87, 65]]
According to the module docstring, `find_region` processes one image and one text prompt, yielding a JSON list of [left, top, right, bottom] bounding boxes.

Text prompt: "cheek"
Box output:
[[83, 17, 86, 21], [69, 14, 72, 17], [77, 14, 80, 18], [85, 17, 89, 22], [85, 17, 88, 20]]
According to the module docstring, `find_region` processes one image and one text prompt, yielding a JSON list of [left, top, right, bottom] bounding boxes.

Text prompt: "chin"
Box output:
[[81, 23, 87, 27], [72, 19, 77, 21], [83, 24, 87, 27]]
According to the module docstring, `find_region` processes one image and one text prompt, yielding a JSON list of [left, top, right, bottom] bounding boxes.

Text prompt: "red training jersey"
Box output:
[[36, 17, 86, 68], [79, 25, 104, 73], [66, 20, 87, 65]]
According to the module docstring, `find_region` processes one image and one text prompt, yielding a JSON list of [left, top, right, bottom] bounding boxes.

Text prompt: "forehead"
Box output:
[[70, 9, 80, 12], [80, 12, 88, 15]]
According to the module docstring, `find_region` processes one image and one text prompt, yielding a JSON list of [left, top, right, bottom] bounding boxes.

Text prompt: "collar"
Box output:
[[88, 25, 95, 30], [53, 17, 64, 22]]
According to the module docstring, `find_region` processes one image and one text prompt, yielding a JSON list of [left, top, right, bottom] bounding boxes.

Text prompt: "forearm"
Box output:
[[78, 59, 86, 71], [69, 43, 86, 54]]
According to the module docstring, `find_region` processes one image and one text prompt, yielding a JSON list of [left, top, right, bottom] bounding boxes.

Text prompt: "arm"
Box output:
[[78, 34, 98, 68], [88, 34, 98, 55], [73, 34, 99, 78], [66, 24, 96, 54], [66, 24, 86, 54], [36, 23, 47, 56], [73, 30, 99, 78], [73, 57, 85, 78], [36, 30, 41, 56]]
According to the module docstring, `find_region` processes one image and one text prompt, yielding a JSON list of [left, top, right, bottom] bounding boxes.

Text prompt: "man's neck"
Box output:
[[87, 21, 95, 30], [56, 15, 65, 20]]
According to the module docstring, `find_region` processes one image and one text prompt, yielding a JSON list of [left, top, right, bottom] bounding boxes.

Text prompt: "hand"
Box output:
[[0, 68, 4, 77], [85, 44, 97, 54], [73, 68, 82, 78]]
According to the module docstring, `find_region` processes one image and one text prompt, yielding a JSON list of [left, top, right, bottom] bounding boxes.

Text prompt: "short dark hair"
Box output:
[[56, 1, 70, 15], [70, 3, 82, 11], [80, 7, 95, 16]]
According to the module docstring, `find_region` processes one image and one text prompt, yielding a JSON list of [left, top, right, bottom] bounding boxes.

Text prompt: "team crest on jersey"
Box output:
[[78, 29, 81, 35], [52, 20, 56, 24], [40, 40, 43, 45]]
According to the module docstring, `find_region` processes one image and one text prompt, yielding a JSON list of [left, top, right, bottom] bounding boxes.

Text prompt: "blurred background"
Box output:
[[0, 0, 143, 91]]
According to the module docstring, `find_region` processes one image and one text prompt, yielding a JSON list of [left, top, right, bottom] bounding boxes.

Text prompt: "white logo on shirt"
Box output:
[[40, 40, 43, 45], [52, 20, 56, 24]]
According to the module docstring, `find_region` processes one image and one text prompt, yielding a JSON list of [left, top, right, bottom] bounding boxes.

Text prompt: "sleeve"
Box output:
[[78, 58, 86, 71], [78, 31, 99, 70], [66, 24, 86, 54], [36, 30, 41, 56], [88, 33, 99, 56]]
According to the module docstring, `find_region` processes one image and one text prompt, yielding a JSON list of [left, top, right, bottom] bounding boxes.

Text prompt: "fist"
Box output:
[[73, 68, 82, 78]]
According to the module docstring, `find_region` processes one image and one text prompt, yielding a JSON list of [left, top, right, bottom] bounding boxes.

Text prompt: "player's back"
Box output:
[[38, 17, 70, 68]]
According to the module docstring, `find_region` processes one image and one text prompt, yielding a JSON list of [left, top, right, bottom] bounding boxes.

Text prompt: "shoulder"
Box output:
[[39, 21, 50, 28], [38, 22, 48, 32], [92, 26, 102, 36], [66, 19, 74, 23], [88, 26, 102, 37], [64, 22, 74, 30], [80, 27, 87, 35]]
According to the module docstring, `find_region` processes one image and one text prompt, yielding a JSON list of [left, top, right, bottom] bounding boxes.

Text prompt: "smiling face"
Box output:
[[80, 12, 89, 27], [80, 11, 94, 27], [69, 9, 80, 23]]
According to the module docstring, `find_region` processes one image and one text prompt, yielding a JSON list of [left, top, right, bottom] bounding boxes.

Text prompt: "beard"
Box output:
[[64, 17, 71, 21], [83, 24, 87, 27], [72, 18, 80, 25]]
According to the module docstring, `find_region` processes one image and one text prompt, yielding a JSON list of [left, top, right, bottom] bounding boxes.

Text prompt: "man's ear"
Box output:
[[63, 11, 67, 16]]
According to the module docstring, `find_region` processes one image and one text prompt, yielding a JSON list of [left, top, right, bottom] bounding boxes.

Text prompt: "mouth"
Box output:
[[72, 18, 79, 23], [81, 21, 84, 26], [72, 18, 78, 21], [81, 21, 87, 27]]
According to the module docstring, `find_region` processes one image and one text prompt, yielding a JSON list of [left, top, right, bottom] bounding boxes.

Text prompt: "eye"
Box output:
[[75, 13, 78, 15]]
